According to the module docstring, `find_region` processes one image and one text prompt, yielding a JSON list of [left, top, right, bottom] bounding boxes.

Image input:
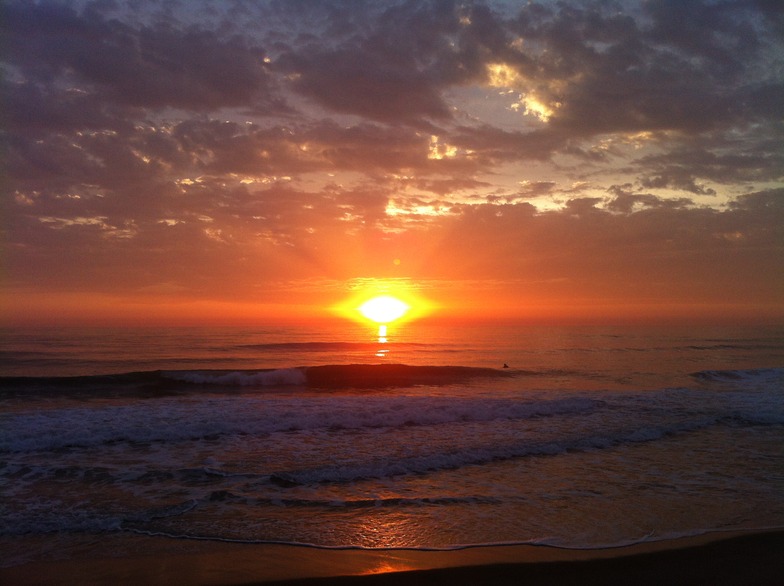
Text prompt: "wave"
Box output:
[[14, 363, 780, 398], [684, 344, 783, 351], [0, 412, 730, 490], [0, 491, 499, 539], [262, 417, 723, 486], [0, 412, 741, 496], [163, 368, 308, 386], [305, 364, 514, 387], [0, 497, 198, 538], [0, 363, 517, 398], [164, 364, 515, 388], [198, 491, 503, 508], [235, 341, 429, 351], [0, 395, 601, 453], [690, 367, 784, 386]]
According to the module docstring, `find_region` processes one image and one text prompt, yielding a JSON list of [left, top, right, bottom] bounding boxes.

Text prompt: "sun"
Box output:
[[358, 295, 410, 324], [330, 279, 434, 325]]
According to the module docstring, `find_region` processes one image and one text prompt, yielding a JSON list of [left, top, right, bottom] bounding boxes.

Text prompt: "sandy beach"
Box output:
[[2, 530, 782, 586]]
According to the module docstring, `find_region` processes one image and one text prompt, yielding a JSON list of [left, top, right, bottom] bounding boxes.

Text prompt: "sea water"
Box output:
[[1, 322, 783, 567]]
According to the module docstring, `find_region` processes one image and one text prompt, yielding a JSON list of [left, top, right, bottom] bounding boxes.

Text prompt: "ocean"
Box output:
[[1, 321, 783, 568]]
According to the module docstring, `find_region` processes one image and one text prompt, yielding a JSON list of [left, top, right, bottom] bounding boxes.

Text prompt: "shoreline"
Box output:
[[2, 529, 782, 585]]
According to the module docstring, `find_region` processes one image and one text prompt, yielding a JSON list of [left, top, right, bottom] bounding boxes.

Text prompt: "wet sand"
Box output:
[[1, 530, 783, 585]]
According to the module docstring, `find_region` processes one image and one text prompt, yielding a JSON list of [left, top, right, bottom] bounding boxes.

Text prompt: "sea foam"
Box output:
[[0, 395, 599, 453]]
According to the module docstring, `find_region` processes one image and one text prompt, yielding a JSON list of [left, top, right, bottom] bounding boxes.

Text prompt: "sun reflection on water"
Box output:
[[376, 324, 388, 358], [360, 560, 416, 576], [347, 510, 432, 550]]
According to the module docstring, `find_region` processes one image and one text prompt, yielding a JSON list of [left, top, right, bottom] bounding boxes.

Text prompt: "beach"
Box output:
[[1, 530, 782, 585]]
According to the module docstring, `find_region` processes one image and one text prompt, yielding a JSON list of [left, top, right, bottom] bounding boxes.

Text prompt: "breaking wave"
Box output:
[[0, 363, 517, 399], [0, 394, 601, 453], [691, 367, 784, 387]]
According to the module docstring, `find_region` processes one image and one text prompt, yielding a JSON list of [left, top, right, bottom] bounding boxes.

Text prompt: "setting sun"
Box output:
[[329, 279, 435, 327], [358, 295, 410, 324]]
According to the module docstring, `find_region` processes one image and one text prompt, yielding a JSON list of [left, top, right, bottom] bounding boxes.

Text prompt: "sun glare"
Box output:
[[358, 295, 410, 324], [331, 280, 433, 328]]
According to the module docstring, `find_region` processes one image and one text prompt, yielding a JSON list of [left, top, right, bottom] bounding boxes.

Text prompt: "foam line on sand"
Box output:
[[1, 530, 782, 585]]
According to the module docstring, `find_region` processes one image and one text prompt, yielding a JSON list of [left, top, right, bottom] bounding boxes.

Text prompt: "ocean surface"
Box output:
[[1, 321, 783, 567]]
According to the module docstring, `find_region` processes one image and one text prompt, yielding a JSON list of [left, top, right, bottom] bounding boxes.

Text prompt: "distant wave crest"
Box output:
[[163, 368, 307, 386], [691, 367, 784, 386], [0, 364, 516, 398], [305, 364, 513, 387], [167, 364, 514, 388], [236, 341, 428, 351]]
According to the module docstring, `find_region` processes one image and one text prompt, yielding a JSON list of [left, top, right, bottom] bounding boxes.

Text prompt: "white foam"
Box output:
[[2, 379, 781, 458], [0, 396, 599, 453], [271, 417, 725, 485]]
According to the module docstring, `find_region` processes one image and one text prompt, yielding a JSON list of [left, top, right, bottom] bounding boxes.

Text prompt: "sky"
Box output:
[[2, 0, 783, 326]]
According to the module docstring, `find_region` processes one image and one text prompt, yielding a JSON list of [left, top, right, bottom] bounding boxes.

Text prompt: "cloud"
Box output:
[[277, 44, 452, 125], [634, 138, 784, 187], [2, 0, 783, 322], [3, 0, 280, 111], [417, 187, 784, 305]]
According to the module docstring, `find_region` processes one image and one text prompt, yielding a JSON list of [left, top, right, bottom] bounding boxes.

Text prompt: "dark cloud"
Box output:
[[450, 124, 564, 161], [633, 138, 784, 187], [517, 181, 557, 197], [3, 82, 134, 136], [498, 0, 783, 138], [3, 0, 279, 111], [645, 0, 763, 77], [276, 42, 452, 125], [638, 174, 717, 196], [408, 177, 494, 196]]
